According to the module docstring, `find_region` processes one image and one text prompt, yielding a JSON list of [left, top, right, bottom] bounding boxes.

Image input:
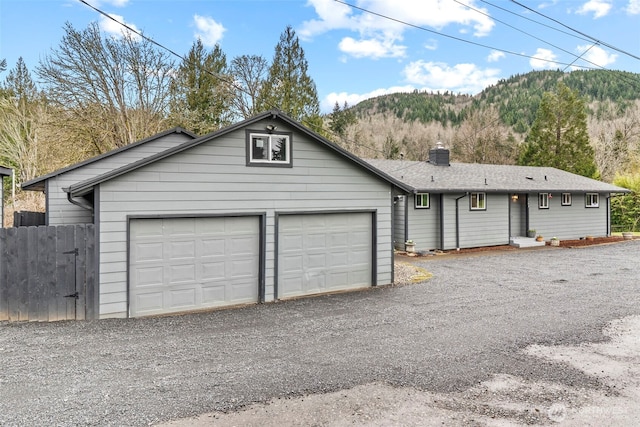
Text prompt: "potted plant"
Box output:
[[550, 236, 560, 246], [527, 229, 536, 238], [535, 235, 544, 242], [622, 231, 634, 240], [405, 240, 416, 253]]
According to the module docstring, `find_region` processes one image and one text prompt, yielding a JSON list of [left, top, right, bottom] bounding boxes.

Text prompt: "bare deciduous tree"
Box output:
[[452, 106, 519, 164], [229, 54, 268, 120], [37, 22, 174, 154], [590, 100, 640, 181]]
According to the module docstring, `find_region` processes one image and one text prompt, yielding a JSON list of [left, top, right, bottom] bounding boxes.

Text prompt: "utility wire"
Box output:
[[77, 0, 389, 157], [509, 0, 640, 62], [450, 0, 607, 71], [333, 0, 601, 70], [479, 0, 593, 44]]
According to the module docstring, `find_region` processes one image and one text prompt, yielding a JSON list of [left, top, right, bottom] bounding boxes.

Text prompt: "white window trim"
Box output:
[[538, 193, 549, 209], [586, 193, 599, 208], [415, 193, 430, 209], [248, 132, 291, 165], [470, 192, 486, 211], [561, 193, 572, 206]]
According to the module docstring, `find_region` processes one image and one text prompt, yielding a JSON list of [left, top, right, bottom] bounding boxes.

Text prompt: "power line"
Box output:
[[76, 0, 389, 157], [450, 0, 608, 72], [479, 0, 593, 44], [509, 0, 640, 62], [333, 0, 601, 71]]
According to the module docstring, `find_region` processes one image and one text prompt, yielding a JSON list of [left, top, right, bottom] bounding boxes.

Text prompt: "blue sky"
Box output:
[[1, 0, 639, 113]]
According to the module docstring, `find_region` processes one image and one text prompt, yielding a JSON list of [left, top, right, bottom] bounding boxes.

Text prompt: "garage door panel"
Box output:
[[281, 234, 303, 252], [278, 213, 372, 299], [281, 254, 303, 275], [202, 284, 226, 304], [131, 218, 163, 238], [168, 263, 196, 284], [134, 242, 164, 262], [229, 279, 258, 301], [130, 216, 260, 317], [200, 238, 225, 257], [135, 266, 163, 286], [201, 261, 226, 280], [168, 240, 196, 259], [229, 236, 258, 256], [168, 287, 197, 308], [307, 253, 326, 269], [135, 292, 164, 312], [166, 218, 196, 236]]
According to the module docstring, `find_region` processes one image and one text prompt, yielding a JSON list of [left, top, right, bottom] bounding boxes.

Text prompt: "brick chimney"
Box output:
[[428, 141, 450, 166]]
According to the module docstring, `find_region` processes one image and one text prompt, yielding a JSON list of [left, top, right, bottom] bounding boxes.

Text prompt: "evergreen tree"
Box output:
[[518, 82, 599, 178], [329, 101, 356, 138], [168, 39, 232, 135], [256, 26, 320, 127]]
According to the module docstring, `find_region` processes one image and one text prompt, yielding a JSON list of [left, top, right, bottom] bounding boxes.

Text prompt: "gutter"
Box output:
[[66, 189, 94, 212], [455, 193, 468, 251]]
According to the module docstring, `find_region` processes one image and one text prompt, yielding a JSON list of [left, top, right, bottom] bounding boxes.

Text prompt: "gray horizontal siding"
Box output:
[[46, 133, 192, 225], [95, 122, 394, 318], [528, 192, 608, 239], [393, 196, 405, 250], [440, 193, 509, 250], [407, 194, 440, 251]]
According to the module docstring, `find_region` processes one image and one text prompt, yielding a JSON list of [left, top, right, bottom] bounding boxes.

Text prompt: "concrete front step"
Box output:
[[510, 237, 547, 248]]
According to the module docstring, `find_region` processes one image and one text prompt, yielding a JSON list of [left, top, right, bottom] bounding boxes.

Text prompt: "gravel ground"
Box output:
[[1, 241, 639, 426]]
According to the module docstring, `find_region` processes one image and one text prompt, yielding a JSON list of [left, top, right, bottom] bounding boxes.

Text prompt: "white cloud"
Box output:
[[402, 60, 500, 94], [84, 0, 129, 7], [575, 45, 617, 68], [627, 0, 640, 14], [99, 13, 140, 39], [530, 48, 558, 69], [424, 39, 438, 51], [300, 0, 495, 60], [487, 50, 505, 62], [193, 15, 225, 47], [576, 0, 612, 18], [338, 36, 406, 59]]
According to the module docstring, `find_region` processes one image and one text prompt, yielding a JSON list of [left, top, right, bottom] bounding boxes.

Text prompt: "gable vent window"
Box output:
[[415, 193, 430, 209], [538, 193, 550, 209], [247, 131, 292, 166], [586, 193, 599, 208]]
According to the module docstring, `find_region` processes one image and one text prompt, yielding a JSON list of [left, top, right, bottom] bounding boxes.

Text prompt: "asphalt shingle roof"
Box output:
[[364, 159, 630, 194]]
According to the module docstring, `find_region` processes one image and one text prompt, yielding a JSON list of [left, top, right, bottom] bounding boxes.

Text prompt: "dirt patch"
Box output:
[[158, 316, 640, 426]]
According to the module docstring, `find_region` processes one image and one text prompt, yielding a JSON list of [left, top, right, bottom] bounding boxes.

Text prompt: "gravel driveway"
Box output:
[[1, 241, 639, 426]]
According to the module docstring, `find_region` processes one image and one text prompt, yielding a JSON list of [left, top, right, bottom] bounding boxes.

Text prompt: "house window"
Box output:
[[538, 193, 549, 209], [561, 193, 572, 206], [470, 192, 486, 210], [586, 193, 599, 208], [247, 132, 291, 165], [415, 193, 430, 208]]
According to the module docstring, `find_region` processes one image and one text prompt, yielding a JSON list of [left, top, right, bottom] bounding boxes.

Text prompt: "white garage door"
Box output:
[[129, 216, 259, 317], [278, 212, 372, 299]]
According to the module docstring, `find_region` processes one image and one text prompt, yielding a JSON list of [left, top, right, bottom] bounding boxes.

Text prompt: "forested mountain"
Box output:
[[334, 69, 640, 181], [352, 69, 640, 133]]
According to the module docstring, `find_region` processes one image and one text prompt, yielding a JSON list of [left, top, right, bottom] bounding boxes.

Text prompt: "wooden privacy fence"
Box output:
[[0, 224, 97, 322]]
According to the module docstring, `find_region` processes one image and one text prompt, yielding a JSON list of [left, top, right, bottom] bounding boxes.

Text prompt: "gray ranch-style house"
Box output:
[[366, 144, 630, 252], [22, 110, 410, 319]]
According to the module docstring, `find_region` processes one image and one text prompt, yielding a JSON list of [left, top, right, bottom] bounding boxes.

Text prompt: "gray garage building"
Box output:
[[23, 110, 409, 318]]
